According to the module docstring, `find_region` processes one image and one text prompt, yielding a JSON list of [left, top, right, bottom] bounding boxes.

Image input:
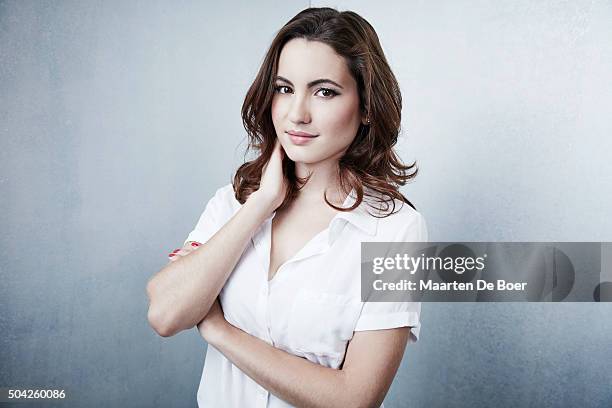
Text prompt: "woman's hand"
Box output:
[[167, 241, 201, 263], [250, 139, 288, 211], [197, 299, 229, 345]]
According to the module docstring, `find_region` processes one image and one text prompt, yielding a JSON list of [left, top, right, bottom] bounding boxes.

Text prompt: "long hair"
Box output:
[[233, 7, 417, 216]]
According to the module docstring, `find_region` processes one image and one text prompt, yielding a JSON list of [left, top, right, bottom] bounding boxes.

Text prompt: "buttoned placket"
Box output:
[[252, 214, 274, 407], [250, 213, 344, 407], [252, 214, 275, 345]]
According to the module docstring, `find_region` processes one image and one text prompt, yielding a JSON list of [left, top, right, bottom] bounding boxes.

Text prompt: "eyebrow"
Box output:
[[275, 75, 344, 90]]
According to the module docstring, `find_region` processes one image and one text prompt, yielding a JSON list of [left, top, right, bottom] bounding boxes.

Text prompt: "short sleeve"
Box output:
[[183, 184, 235, 246], [353, 212, 428, 342], [354, 301, 422, 342]]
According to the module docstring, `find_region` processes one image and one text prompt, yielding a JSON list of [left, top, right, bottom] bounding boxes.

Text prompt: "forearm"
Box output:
[[208, 324, 355, 408], [147, 193, 273, 336]]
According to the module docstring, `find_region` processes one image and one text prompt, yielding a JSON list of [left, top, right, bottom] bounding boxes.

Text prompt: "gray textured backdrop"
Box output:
[[1, 1, 611, 407]]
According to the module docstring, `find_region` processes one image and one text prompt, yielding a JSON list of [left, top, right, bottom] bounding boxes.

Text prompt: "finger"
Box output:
[[274, 139, 283, 156], [274, 138, 286, 161], [168, 251, 189, 263], [181, 241, 202, 253], [279, 143, 285, 160], [167, 248, 190, 260], [170, 241, 202, 258], [175, 248, 192, 257]]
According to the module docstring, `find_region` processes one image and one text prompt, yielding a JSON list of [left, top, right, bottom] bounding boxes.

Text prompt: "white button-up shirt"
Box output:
[[184, 183, 427, 408]]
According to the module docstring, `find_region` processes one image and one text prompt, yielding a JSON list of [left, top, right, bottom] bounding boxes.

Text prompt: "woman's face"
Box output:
[[271, 38, 367, 165]]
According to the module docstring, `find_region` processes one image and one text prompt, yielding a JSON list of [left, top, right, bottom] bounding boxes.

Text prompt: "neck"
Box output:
[[294, 160, 348, 206]]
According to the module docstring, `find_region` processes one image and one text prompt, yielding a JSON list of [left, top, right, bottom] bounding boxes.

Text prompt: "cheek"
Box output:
[[271, 97, 287, 128], [318, 102, 361, 143], [271, 98, 293, 152]]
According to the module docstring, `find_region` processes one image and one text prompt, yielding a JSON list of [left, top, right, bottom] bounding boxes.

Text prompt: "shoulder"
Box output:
[[213, 182, 236, 201], [185, 183, 239, 245], [374, 198, 428, 242], [204, 183, 242, 217]]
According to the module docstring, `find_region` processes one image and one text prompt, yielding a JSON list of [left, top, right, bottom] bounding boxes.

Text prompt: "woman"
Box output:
[[147, 7, 427, 408]]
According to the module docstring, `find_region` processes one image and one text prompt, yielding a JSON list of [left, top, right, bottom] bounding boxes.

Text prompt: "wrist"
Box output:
[[206, 319, 235, 348], [246, 190, 281, 215]]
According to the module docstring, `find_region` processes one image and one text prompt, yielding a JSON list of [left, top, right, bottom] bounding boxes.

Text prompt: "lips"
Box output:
[[287, 130, 318, 137], [286, 130, 318, 146]]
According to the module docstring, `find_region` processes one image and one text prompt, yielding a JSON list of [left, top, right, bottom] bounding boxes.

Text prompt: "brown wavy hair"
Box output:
[[233, 7, 418, 216]]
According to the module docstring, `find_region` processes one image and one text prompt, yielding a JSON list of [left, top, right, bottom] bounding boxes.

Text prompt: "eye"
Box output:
[[274, 85, 292, 94], [315, 88, 339, 98]]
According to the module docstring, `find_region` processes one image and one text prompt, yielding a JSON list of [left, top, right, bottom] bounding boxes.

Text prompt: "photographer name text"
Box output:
[[373, 279, 527, 292]]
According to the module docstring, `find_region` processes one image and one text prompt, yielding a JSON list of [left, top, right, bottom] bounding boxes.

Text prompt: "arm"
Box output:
[[146, 194, 272, 337], [199, 301, 410, 408], [146, 141, 287, 337]]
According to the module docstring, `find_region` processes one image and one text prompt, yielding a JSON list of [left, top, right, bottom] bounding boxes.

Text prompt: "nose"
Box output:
[[287, 93, 311, 124]]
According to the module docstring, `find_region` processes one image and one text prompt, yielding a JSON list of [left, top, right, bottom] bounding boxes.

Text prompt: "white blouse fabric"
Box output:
[[184, 183, 428, 408]]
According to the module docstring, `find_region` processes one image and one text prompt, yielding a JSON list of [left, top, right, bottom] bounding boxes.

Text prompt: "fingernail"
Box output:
[[168, 253, 176, 257], [191, 242, 201, 247]]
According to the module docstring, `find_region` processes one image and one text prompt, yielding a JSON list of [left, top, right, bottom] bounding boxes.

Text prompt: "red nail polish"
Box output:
[[191, 242, 201, 247], [168, 253, 175, 257], [173, 249, 180, 253]]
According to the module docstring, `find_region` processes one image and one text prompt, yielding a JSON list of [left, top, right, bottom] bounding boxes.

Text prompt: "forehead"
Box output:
[[277, 38, 353, 85]]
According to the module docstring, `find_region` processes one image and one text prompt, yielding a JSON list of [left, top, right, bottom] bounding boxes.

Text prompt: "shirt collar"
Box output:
[[257, 187, 382, 245], [332, 188, 380, 237]]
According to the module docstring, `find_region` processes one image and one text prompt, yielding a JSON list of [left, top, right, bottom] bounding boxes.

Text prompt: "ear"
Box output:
[[361, 114, 371, 126]]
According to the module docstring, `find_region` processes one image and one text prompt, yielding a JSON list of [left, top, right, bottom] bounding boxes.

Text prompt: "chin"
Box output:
[[283, 148, 319, 164], [278, 138, 311, 162]]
